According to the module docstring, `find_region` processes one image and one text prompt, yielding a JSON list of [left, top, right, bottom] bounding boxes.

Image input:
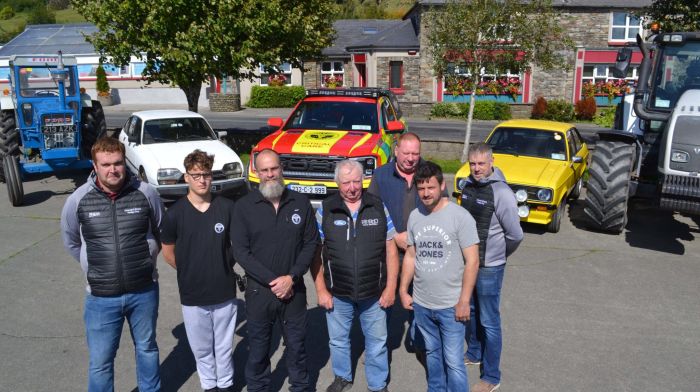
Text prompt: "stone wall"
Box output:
[[303, 59, 353, 89], [208, 93, 241, 112], [376, 55, 422, 102]]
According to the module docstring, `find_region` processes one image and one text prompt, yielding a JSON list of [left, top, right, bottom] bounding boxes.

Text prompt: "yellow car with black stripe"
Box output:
[[248, 88, 405, 204], [453, 119, 589, 233]]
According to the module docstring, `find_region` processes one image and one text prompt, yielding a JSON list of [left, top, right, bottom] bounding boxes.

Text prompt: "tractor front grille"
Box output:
[[42, 114, 76, 149]]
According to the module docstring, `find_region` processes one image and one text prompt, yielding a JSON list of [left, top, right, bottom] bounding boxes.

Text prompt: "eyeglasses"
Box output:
[[187, 172, 213, 181]]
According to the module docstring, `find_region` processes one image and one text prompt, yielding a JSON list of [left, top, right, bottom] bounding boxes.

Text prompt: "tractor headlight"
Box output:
[[515, 189, 528, 203], [157, 168, 182, 185], [671, 150, 689, 163], [456, 177, 468, 191], [537, 188, 553, 202], [518, 205, 530, 218], [222, 162, 243, 178]]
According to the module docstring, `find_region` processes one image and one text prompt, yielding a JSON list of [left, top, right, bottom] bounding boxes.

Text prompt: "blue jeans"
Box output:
[[84, 282, 160, 392], [326, 296, 388, 391], [413, 303, 467, 392], [465, 264, 505, 385]]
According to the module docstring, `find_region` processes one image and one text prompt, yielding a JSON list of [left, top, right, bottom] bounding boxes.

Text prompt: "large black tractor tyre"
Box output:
[[0, 111, 20, 183], [81, 101, 108, 157], [3, 154, 24, 206], [583, 140, 635, 233]]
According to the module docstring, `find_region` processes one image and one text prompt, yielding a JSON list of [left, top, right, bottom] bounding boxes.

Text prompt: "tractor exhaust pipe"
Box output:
[[633, 34, 670, 122]]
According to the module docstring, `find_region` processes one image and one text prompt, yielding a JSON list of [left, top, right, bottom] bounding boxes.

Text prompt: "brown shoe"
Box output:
[[471, 380, 501, 392]]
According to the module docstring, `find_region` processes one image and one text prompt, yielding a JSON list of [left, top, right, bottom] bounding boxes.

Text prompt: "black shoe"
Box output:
[[369, 388, 389, 392], [218, 386, 235, 392], [326, 376, 353, 392], [204, 388, 218, 392]]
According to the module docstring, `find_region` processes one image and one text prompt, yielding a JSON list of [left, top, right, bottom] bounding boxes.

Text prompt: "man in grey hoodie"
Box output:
[[459, 142, 523, 392]]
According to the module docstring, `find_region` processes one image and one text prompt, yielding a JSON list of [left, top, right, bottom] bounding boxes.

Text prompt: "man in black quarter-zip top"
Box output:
[[231, 149, 319, 392], [311, 159, 399, 392]]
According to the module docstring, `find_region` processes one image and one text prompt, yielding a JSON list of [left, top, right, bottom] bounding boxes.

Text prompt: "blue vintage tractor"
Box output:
[[0, 51, 106, 206]]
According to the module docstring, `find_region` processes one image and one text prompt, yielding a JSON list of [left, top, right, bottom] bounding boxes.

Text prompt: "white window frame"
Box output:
[[442, 65, 521, 90], [581, 64, 638, 85], [609, 12, 643, 43], [259, 63, 292, 86], [321, 61, 344, 87]]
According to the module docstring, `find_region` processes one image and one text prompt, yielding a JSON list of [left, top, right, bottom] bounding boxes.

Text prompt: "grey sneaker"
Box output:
[[471, 380, 501, 392], [464, 356, 481, 366], [326, 376, 353, 392]]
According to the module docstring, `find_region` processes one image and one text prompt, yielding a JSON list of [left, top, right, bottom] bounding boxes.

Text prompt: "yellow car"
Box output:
[[453, 119, 589, 233]]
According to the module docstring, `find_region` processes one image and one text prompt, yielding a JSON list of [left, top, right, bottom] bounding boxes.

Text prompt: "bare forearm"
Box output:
[[459, 245, 479, 302], [385, 239, 399, 290], [162, 245, 176, 269]]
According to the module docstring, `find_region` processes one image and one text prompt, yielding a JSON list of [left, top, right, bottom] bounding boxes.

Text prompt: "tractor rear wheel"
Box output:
[[3, 154, 24, 206], [0, 110, 19, 183], [81, 101, 107, 157], [583, 140, 635, 233]]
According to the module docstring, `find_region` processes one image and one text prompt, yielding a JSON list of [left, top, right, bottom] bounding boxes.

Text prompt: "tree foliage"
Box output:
[[71, 0, 337, 111], [426, 0, 573, 161], [640, 0, 700, 32]]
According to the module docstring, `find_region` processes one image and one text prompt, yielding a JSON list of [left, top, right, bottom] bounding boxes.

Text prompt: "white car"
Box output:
[[118, 110, 247, 198]]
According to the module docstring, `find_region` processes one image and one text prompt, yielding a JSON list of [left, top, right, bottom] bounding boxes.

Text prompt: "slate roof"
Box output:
[[324, 19, 418, 57], [0, 24, 97, 57]]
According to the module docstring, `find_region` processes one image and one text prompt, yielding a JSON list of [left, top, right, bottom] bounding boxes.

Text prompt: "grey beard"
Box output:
[[259, 177, 285, 200]]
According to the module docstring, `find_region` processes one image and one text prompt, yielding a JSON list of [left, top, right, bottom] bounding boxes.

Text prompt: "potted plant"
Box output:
[[95, 61, 113, 106]]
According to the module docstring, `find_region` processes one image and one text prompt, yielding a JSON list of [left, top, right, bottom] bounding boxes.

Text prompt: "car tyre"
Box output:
[[547, 199, 564, 233], [4, 154, 24, 206], [570, 177, 583, 200]]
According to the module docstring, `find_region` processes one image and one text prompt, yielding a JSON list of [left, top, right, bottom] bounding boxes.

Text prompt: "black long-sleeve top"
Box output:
[[231, 188, 319, 290]]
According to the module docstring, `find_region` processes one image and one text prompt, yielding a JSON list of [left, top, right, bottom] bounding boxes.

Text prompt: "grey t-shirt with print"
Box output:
[[407, 201, 479, 310]]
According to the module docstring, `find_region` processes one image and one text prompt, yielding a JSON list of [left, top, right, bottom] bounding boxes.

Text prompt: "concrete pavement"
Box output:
[[1, 169, 700, 391]]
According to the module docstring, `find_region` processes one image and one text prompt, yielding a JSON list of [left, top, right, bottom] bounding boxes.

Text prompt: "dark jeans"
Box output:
[[245, 284, 309, 392]]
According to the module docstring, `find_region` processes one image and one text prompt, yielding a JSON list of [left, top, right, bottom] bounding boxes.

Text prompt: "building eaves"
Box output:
[[322, 19, 405, 57]]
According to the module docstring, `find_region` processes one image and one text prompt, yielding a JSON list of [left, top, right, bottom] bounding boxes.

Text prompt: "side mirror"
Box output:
[[267, 117, 284, 128], [128, 134, 139, 144], [572, 156, 583, 163], [612, 48, 632, 78], [386, 120, 405, 134], [217, 130, 228, 139]]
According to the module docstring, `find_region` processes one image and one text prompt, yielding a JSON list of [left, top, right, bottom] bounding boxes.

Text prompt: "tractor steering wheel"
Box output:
[[34, 90, 59, 97]]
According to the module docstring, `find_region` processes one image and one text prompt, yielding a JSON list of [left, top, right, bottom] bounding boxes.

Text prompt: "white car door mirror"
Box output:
[[217, 131, 228, 139]]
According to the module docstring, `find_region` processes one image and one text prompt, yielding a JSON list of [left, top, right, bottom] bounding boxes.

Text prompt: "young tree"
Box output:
[[72, 0, 337, 112], [640, 0, 700, 32], [426, 0, 573, 162]]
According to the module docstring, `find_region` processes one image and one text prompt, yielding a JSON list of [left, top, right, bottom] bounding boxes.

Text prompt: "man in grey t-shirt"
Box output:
[[400, 161, 479, 392]]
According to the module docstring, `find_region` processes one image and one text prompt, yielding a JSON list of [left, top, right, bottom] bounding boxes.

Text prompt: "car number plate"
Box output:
[[288, 184, 327, 195]]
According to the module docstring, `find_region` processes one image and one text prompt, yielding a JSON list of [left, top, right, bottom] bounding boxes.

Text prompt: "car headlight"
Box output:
[[537, 188, 553, 202], [222, 162, 243, 178], [671, 150, 689, 163], [157, 168, 182, 185], [351, 156, 377, 176], [518, 205, 530, 218], [456, 177, 468, 191], [515, 189, 528, 203]]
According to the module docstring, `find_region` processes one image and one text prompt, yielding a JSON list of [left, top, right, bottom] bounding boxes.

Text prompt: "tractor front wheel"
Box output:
[[3, 154, 24, 206], [81, 101, 108, 157]]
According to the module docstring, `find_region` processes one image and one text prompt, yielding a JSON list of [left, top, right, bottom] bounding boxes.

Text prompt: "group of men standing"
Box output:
[[60, 132, 522, 392]]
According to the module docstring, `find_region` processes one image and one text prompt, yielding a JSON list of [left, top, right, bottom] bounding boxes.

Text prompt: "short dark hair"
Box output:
[[183, 149, 214, 172], [414, 161, 443, 185], [91, 136, 124, 161]]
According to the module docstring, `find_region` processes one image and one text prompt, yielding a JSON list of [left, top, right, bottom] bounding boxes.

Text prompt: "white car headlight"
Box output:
[[456, 177, 468, 191], [222, 162, 243, 178], [515, 189, 528, 202], [537, 188, 553, 202], [157, 168, 182, 185], [518, 205, 530, 218], [671, 150, 689, 163]]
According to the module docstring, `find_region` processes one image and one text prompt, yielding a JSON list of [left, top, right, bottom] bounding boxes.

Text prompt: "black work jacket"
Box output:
[[321, 192, 387, 300]]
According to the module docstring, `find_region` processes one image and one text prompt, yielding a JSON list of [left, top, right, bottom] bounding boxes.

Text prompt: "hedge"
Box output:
[[430, 101, 512, 120], [247, 85, 306, 108]]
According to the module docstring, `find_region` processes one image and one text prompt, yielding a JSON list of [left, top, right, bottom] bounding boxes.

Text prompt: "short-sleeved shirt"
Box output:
[[407, 201, 479, 309], [315, 202, 396, 242], [161, 196, 236, 306]]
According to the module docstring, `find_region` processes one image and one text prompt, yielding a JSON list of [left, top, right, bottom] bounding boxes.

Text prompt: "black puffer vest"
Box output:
[[78, 179, 155, 296], [321, 193, 387, 300], [461, 182, 495, 266]]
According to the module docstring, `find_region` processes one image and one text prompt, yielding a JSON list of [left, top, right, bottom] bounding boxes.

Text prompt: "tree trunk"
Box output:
[[460, 90, 477, 163], [180, 81, 202, 112]]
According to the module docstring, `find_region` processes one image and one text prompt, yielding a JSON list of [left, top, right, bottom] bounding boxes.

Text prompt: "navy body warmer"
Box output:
[[461, 183, 496, 266]]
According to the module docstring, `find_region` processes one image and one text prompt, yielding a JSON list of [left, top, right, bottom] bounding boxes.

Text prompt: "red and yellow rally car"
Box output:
[[248, 88, 406, 203]]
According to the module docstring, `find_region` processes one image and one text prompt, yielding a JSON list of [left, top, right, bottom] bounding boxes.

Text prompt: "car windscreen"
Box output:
[[141, 117, 215, 144], [487, 127, 568, 161], [284, 101, 378, 133]]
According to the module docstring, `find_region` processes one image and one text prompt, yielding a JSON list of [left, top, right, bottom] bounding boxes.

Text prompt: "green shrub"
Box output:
[[430, 102, 461, 118], [543, 99, 574, 122], [0, 5, 15, 19], [26, 4, 56, 24], [593, 106, 616, 128], [247, 85, 306, 108], [95, 63, 110, 97], [47, 0, 70, 10]]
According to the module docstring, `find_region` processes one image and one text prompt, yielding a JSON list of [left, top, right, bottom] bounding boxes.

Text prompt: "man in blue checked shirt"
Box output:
[[311, 159, 399, 392]]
